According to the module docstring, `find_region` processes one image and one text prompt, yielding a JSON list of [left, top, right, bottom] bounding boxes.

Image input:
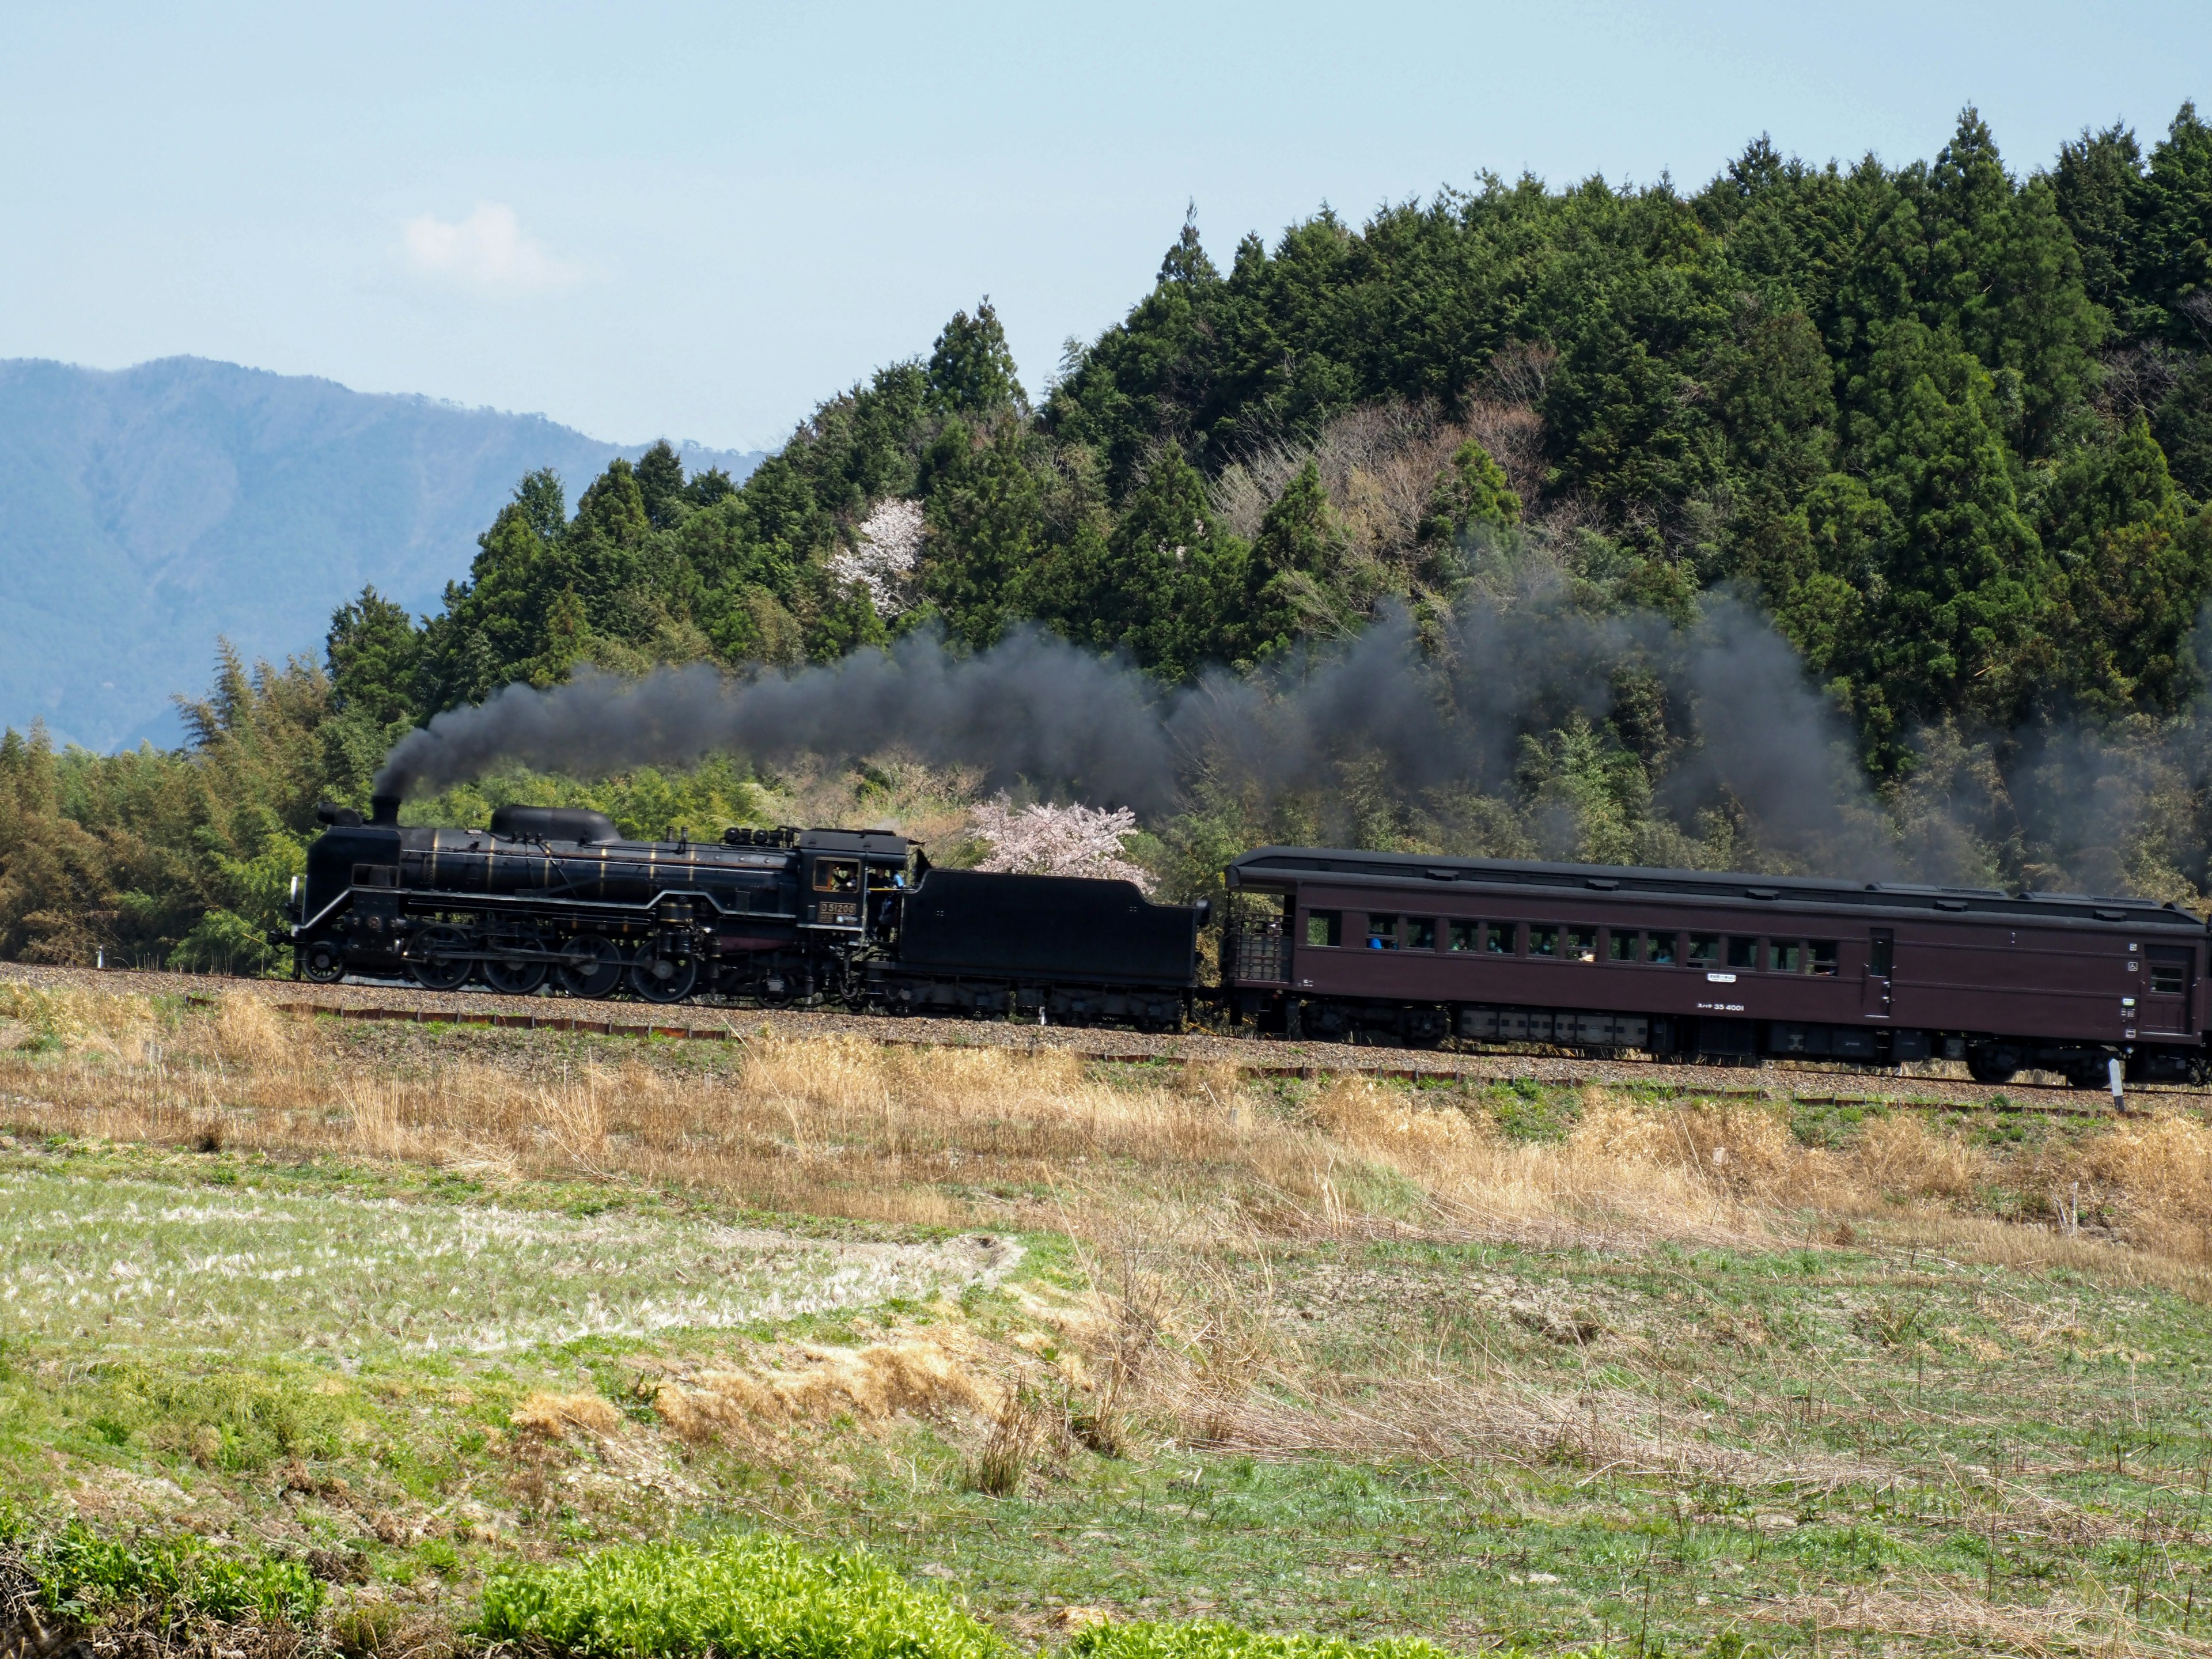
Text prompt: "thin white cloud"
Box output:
[[399, 203, 582, 295]]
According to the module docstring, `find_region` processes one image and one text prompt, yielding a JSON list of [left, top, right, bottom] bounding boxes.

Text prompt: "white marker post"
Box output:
[[2108, 1054, 2126, 1113]]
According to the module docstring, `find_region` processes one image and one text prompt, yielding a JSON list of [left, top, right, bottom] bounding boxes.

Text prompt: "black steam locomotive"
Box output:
[[284, 796, 1202, 1027]]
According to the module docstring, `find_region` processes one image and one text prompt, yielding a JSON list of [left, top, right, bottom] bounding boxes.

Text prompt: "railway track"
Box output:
[[10, 962, 2209, 1118]]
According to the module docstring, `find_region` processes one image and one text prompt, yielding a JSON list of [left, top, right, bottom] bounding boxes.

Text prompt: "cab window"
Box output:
[[813, 859, 859, 893]]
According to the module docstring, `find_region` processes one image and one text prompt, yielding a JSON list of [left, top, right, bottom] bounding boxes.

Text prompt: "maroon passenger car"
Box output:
[[1220, 847, 2210, 1086]]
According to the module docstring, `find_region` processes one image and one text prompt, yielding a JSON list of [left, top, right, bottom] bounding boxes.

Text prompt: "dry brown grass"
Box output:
[[7, 985, 2212, 1287]]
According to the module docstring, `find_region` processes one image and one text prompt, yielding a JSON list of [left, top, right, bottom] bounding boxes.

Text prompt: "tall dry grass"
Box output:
[[5, 986, 2212, 1287]]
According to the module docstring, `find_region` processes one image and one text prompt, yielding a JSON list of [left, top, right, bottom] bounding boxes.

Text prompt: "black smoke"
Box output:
[[375, 628, 1181, 810], [376, 597, 1891, 876]]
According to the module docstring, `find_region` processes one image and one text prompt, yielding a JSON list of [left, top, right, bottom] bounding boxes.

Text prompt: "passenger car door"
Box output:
[[2141, 947, 2195, 1033], [1862, 929, 1893, 1018]]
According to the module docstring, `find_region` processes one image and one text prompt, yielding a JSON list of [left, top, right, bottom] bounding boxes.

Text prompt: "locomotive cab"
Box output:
[[798, 828, 912, 939]]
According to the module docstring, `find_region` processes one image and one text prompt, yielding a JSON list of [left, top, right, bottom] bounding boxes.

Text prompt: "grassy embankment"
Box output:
[[4, 979, 2212, 1658]]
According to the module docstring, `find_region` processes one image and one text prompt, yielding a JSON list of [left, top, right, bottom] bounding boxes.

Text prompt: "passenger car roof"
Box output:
[[1226, 846, 2206, 930]]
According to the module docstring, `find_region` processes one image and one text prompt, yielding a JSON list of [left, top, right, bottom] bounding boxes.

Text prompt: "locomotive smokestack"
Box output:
[[370, 794, 401, 827]]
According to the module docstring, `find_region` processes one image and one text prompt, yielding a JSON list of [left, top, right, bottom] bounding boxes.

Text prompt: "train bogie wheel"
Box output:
[[557, 935, 624, 999], [630, 952, 699, 1003], [301, 939, 347, 984], [1965, 1044, 2021, 1086], [406, 925, 474, 991]]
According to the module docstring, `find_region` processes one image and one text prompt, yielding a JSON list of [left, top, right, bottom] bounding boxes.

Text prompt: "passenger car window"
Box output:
[[1406, 918, 1437, 950], [1447, 921, 1478, 952], [1809, 941, 1838, 976], [1366, 915, 1400, 949], [1566, 926, 1597, 963], [1305, 910, 1341, 948], [1484, 922, 1516, 955], [1649, 933, 1678, 965], [1528, 926, 1559, 957], [1607, 930, 1638, 962], [1727, 937, 1758, 969], [1771, 941, 1802, 973], [1687, 934, 1718, 967]]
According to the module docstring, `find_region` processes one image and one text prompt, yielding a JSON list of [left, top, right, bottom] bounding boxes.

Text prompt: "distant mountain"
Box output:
[[0, 357, 762, 751]]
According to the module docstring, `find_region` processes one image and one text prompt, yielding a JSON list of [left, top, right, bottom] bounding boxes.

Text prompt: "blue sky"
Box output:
[[2, 1, 2204, 453]]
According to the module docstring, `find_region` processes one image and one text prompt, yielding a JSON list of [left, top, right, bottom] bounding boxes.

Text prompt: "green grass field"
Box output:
[[5, 986, 2212, 1657]]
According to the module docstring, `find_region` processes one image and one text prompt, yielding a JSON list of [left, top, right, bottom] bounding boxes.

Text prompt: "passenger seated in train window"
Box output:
[[1606, 930, 1639, 961], [1528, 925, 1559, 957], [1406, 918, 1437, 950], [1447, 920, 1478, 952], [1809, 941, 1838, 976], [1306, 910, 1342, 948], [1484, 922, 1515, 955], [1649, 933, 1678, 965], [1687, 934, 1719, 967], [1770, 941, 1803, 973], [1366, 915, 1401, 949], [1726, 936, 1758, 969], [1566, 927, 1597, 962]]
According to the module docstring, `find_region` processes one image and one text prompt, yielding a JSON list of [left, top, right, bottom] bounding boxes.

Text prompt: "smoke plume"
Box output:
[[376, 597, 1889, 876], [375, 629, 1181, 810]]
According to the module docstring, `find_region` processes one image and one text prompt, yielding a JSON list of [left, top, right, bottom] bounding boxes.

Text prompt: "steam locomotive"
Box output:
[[285, 796, 1201, 1027], [283, 797, 2211, 1086]]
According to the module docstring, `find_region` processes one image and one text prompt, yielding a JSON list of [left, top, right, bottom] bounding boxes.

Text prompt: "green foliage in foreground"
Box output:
[[23, 1520, 325, 1628], [1069, 1622, 1456, 1659], [476, 1533, 1006, 1659], [476, 1535, 1463, 1659]]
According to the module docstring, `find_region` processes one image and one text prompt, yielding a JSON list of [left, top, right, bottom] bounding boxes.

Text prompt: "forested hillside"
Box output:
[[6, 105, 2212, 970]]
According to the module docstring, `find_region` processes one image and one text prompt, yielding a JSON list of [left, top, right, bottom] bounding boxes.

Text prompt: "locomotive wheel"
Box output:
[[556, 934, 624, 999], [406, 925, 474, 991], [482, 936, 548, 995], [630, 950, 699, 1003], [300, 938, 347, 984]]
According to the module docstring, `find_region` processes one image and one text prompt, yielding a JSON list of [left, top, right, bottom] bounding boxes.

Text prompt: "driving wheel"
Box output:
[[405, 924, 474, 991], [556, 934, 624, 999], [481, 929, 549, 995], [629, 950, 699, 1003]]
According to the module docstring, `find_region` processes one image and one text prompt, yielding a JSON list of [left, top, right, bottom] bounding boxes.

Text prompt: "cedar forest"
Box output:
[[6, 107, 2212, 971]]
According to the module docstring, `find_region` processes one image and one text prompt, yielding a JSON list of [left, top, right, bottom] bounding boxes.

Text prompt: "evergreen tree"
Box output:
[[927, 300, 1025, 416], [634, 440, 688, 529], [920, 419, 1046, 649]]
